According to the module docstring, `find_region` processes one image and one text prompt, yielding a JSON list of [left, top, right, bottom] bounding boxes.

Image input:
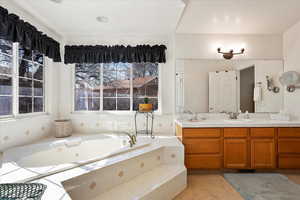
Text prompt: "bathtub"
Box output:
[[1, 135, 186, 200], [1, 134, 150, 183]]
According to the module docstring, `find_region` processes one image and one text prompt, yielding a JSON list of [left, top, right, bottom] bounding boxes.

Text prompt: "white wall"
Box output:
[[283, 21, 300, 120], [56, 35, 176, 136], [0, 2, 62, 157], [176, 34, 283, 60]]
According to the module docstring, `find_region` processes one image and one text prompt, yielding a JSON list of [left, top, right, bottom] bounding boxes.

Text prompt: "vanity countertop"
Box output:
[[175, 119, 300, 128]]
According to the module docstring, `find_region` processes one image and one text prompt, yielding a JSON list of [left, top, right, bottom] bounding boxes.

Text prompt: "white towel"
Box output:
[[253, 86, 262, 102]]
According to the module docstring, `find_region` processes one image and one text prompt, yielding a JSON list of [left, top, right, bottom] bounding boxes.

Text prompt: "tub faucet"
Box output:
[[123, 132, 137, 147]]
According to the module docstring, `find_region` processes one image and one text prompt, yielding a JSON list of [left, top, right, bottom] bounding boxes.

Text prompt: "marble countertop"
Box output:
[[175, 119, 300, 128]]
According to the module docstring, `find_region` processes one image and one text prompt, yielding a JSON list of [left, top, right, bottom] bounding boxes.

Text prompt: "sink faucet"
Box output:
[[122, 132, 137, 147], [227, 112, 240, 120], [183, 109, 198, 121]]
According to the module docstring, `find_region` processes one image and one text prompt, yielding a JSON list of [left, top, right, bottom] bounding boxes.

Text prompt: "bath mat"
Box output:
[[224, 173, 300, 200], [0, 183, 46, 200]]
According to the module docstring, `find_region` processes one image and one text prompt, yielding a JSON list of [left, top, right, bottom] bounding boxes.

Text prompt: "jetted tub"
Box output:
[[1, 134, 150, 183]]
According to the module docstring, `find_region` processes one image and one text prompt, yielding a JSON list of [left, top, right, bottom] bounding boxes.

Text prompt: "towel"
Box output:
[[253, 86, 262, 102]]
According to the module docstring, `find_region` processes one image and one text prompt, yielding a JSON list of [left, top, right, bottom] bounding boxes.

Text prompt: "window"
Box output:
[[103, 63, 131, 110], [0, 39, 45, 117], [18, 47, 44, 114], [75, 63, 159, 112], [132, 63, 159, 111], [75, 63, 101, 111], [0, 39, 13, 116]]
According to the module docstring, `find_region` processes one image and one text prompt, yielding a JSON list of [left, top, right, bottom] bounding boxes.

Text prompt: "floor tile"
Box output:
[[174, 173, 243, 200], [285, 174, 300, 185]]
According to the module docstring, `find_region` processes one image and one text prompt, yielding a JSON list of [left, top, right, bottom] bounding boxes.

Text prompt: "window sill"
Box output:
[[15, 112, 49, 119], [0, 112, 50, 123], [71, 110, 162, 116]]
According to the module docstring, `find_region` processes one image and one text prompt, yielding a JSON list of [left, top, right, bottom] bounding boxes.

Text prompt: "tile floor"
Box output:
[[174, 172, 300, 200]]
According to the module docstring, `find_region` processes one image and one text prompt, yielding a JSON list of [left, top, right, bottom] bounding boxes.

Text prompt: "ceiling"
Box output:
[[10, 0, 185, 39], [8, 0, 300, 40], [177, 0, 300, 34]]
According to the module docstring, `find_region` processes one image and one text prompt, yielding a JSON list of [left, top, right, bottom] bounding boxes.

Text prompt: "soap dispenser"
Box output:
[[245, 110, 250, 119]]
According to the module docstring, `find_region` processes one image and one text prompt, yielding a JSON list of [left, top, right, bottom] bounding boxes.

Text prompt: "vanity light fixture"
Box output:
[[217, 48, 245, 60]]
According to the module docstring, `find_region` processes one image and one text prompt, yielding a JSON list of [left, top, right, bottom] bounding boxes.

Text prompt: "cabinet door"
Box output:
[[209, 71, 237, 113], [251, 139, 275, 169], [224, 139, 248, 169]]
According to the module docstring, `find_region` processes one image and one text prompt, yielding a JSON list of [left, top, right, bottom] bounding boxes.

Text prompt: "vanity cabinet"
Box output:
[[176, 125, 300, 170], [177, 126, 223, 169]]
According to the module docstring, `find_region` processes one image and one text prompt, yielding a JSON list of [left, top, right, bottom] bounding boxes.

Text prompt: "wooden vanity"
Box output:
[[176, 124, 300, 170]]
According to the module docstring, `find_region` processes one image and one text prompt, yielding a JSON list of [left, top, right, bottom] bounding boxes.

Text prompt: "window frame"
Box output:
[[17, 44, 46, 116], [71, 63, 161, 114], [0, 43, 14, 118], [0, 42, 47, 120]]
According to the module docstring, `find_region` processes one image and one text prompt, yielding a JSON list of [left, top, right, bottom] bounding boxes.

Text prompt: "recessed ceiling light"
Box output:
[[50, 0, 63, 3], [96, 16, 109, 23]]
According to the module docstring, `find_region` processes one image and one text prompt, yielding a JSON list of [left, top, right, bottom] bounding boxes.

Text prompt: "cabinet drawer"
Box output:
[[184, 139, 221, 154], [278, 139, 300, 154], [279, 155, 300, 169], [250, 128, 275, 138], [185, 154, 222, 169], [278, 128, 300, 138], [183, 128, 221, 138], [224, 128, 248, 138]]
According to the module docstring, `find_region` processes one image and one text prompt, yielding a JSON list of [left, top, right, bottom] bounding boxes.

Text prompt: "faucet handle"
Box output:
[[129, 140, 134, 147], [132, 135, 137, 143]]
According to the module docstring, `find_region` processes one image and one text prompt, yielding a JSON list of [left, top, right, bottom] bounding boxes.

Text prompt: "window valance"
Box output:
[[0, 6, 61, 62], [64, 45, 167, 64]]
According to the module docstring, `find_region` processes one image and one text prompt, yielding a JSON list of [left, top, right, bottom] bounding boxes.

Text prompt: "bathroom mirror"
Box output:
[[176, 59, 284, 113]]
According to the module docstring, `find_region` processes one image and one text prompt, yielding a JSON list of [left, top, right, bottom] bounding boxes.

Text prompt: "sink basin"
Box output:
[[224, 119, 252, 123]]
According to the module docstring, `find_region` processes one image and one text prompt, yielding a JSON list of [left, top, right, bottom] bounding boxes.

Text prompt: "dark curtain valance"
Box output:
[[64, 45, 167, 64], [0, 6, 61, 62]]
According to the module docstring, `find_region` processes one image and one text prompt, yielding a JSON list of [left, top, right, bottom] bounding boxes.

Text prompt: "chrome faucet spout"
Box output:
[[121, 132, 137, 147], [227, 112, 239, 120], [183, 109, 198, 121]]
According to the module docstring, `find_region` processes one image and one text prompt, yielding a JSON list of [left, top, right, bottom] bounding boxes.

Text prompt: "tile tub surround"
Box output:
[[69, 113, 175, 136], [1, 135, 186, 200], [0, 115, 55, 152]]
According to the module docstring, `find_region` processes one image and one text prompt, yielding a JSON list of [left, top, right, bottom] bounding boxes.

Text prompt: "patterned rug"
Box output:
[[224, 173, 300, 200]]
